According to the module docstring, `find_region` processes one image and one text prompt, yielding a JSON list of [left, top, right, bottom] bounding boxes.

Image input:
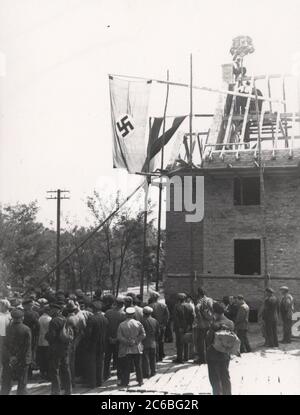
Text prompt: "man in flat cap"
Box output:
[[104, 297, 126, 383], [262, 288, 279, 347], [1, 308, 32, 395], [235, 295, 251, 353], [279, 286, 294, 344], [22, 298, 40, 378], [148, 291, 169, 362], [141, 306, 159, 378], [84, 301, 108, 388], [206, 302, 234, 395], [117, 307, 145, 387], [46, 303, 72, 395]]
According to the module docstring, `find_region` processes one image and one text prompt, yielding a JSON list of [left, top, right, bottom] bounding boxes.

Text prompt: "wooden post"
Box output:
[[189, 54, 195, 296], [156, 70, 170, 292], [254, 82, 269, 288]]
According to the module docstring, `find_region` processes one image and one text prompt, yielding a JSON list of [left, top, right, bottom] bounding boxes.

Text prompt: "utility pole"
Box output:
[[47, 189, 70, 291]]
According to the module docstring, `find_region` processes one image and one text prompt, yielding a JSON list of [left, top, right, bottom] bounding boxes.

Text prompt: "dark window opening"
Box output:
[[234, 239, 261, 275], [234, 177, 260, 205]]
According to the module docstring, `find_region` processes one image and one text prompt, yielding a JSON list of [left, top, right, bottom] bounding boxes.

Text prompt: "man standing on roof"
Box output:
[[279, 286, 294, 344]]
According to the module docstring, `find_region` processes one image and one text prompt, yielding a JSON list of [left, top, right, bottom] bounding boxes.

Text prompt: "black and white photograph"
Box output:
[[0, 0, 300, 399]]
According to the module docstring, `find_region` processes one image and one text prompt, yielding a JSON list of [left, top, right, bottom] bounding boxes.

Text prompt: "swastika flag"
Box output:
[[109, 75, 152, 173]]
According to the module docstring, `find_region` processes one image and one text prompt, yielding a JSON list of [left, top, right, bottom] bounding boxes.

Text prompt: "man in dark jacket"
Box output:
[[1, 308, 32, 395], [84, 301, 108, 388], [194, 288, 213, 364], [141, 306, 159, 378], [262, 288, 279, 347], [46, 303, 72, 395], [206, 302, 234, 396], [22, 298, 39, 377], [235, 295, 251, 353], [104, 297, 126, 382], [148, 291, 169, 361], [173, 293, 194, 363], [279, 286, 294, 344]]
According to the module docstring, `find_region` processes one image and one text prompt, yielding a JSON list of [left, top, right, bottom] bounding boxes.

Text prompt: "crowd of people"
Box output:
[[0, 283, 294, 395]]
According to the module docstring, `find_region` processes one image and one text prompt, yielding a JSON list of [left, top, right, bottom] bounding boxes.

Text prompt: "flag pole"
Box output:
[[189, 54, 195, 295], [140, 118, 152, 301], [156, 70, 170, 292]]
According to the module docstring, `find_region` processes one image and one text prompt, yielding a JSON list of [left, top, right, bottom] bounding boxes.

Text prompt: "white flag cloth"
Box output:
[[109, 75, 152, 174]]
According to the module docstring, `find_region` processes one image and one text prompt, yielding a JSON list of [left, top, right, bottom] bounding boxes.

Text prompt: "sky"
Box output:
[[1, 0, 300, 229]]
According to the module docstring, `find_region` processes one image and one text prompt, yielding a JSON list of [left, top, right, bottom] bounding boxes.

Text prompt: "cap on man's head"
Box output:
[[126, 307, 136, 315], [115, 297, 125, 307], [38, 298, 49, 306], [265, 287, 274, 294], [92, 300, 103, 311], [11, 308, 24, 319], [279, 286, 289, 292], [149, 291, 159, 300], [177, 293, 186, 301], [213, 302, 226, 314], [143, 306, 153, 315], [22, 298, 33, 306], [50, 303, 62, 310], [237, 294, 244, 300]]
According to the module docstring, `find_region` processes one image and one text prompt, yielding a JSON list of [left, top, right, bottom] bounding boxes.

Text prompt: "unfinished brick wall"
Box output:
[[165, 168, 300, 309]]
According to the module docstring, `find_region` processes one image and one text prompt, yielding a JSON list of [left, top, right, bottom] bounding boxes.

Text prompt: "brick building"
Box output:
[[164, 66, 300, 312]]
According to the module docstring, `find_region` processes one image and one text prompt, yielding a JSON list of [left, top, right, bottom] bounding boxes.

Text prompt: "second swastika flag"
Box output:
[[109, 75, 152, 173]]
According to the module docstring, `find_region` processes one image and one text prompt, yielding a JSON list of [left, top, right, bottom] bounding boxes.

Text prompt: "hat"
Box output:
[[265, 287, 274, 294], [50, 303, 62, 310], [125, 307, 136, 315], [38, 298, 49, 306], [213, 302, 226, 314], [237, 294, 244, 300], [22, 298, 33, 305], [149, 291, 159, 300], [115, 297, 125, 307], [279, 286, 289, 291], [11, 308, 24, 319], [92, 301, 103, 311], [143, 306, 153, 315], [177, 293, 186, 301]]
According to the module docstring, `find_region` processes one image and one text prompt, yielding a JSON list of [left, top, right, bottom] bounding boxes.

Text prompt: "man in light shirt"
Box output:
[[0, 299, 11, 381], [117, 307, 146, 387], [37, 300, 51, 379]]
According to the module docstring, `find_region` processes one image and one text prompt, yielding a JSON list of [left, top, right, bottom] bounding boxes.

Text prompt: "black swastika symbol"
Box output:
[[116, 115, 134, 138]]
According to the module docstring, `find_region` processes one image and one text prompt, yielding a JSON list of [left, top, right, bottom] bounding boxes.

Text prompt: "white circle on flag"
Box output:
[[115, 114, 135, 139]]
